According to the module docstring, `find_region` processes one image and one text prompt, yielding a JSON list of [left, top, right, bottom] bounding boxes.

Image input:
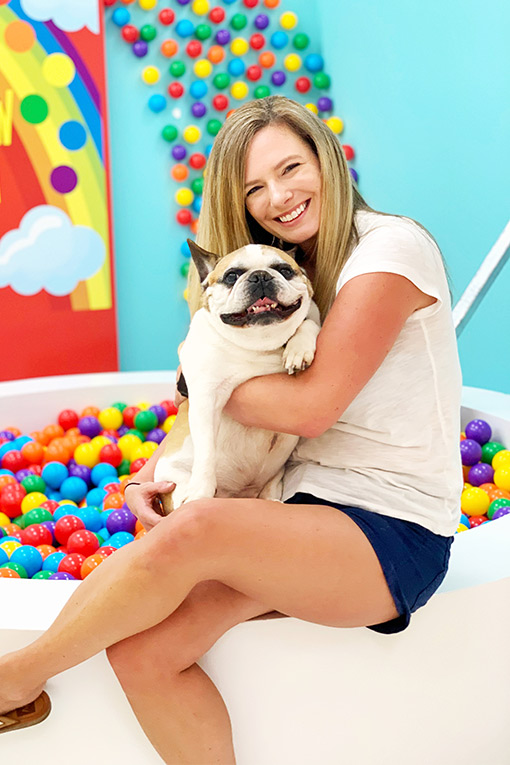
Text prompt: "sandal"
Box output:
[[0, 691, 51, 734]]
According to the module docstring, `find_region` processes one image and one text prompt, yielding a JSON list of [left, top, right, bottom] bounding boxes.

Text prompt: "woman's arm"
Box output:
[[223, 271, 434, 438]]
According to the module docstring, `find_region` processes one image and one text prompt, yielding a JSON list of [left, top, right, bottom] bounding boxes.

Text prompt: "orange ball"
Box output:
[[81, 406, 100, 418], [3, 427, 21, 437], [21, 441, 45, 464], [264, 0, 280, 6], [207, 45, 225, 63], [190, 219, 199, 235], [45, 441, 72, 465], [0, 568, 21, 578], [103, 492, 124, 510], [2, 523, 23, 539], [81, 553, 106, 579], [171, 163, 189, 181], [226, 109, 236, 118], [36, 544, 57, 560], [135, 519, 145, 535], [161, 38, 178, 57], [43, 424, 65, 442], [135, 528, 147, 540], [488, 487, 510, 501], [0, 474, 16, 490], [259, 51, 276, 68]]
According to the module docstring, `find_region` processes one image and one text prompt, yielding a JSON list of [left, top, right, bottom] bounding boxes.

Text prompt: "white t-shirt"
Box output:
[[282, 209, 463, 537]]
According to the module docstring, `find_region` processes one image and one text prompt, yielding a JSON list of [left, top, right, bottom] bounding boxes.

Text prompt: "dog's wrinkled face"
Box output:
[[189, 242, 312, 331]]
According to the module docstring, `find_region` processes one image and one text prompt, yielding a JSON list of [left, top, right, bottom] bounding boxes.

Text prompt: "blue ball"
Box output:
[[60, 476, 88, 503], [304, 53, 324, 72], [180, 240, 191, 257], [86, 487, 107, 507], [0, 469, 15, 477], [108, 531, 135, 549], [98, 476, 119, 490], [53, 505, 78, 522], [270, 31, 288, 49], [0, 547, 8, 566], [228, 58, 245, 76], [91, 462, 118, 487], [42, 461, 69, 490], [148, 94, 167, 113], [175, 19, 195, 38], [190, 80, 208, 99], [99, 528, 111, 542], [42, 552, 66, 573], [205, 143, 213, 157], [112, 7, 130, 27], [10, 545, 43, 578], [73, 506, 103, 533], [192, 196, 202, 213], [47, 490, 62, 502]]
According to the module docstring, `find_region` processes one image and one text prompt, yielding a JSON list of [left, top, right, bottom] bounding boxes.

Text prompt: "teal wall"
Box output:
[[106, 1, 510, 393]]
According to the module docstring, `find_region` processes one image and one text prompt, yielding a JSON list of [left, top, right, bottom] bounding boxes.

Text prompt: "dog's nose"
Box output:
[[247, 270, 274, 284]]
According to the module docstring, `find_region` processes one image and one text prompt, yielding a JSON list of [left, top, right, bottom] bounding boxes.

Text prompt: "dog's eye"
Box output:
[[223, 269, 244, 285], [273, 264, 295, 280]]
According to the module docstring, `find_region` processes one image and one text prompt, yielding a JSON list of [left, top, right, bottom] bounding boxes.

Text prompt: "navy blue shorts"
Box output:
[[284, 492, 454, 634]]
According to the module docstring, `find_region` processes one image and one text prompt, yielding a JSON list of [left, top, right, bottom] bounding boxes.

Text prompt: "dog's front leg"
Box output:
[[282, 300, 321, 373]]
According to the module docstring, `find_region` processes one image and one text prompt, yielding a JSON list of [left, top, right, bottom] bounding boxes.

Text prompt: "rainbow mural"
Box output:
[[0, 0, 117, 380]]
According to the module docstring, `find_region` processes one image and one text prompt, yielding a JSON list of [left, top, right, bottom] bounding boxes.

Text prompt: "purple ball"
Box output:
[[493, 506, 510, 520], [317, 96, 333, 111], [191, 101, 207, 118], [350, 168, 359, 183], [117, 425, 129, 437], [254, 14, 269, 30], [176, 0, 191, 4], [49, 572, 76, 580], [464, 419, 492, 445], [132, 40, 148, 58], [106, 507, 137, 536], [146, 428, 167, 444], [16, 469, 33, 482], [41, 521, 57, 544], [149, 404, 167, 425], [215, 29, 231, 45], [467, 462, 494, 486], [172, 144, 187, 161], [460, 438, 483, 466], [0, 431, 15, 441], [271, 70, 286, 86], [68, 463, 92, 484], [78, 416, 102, 438], [67, 458, 77, 469]]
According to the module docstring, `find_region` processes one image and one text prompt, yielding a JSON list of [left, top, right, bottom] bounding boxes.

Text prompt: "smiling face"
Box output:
[[244, 123, 322, 252]]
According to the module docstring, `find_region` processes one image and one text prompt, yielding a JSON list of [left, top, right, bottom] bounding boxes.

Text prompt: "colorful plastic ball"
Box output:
[[181, 261, 190, 278], [22, 507, 53, 527], [177, 209, 193, 225], [168, 82, 184, 99], [190, 80, 208, 99], [20, 524, 53, 547], [72, 506, 102, 533], [228, 58, 245, 76], [112, 7, 130, 26], [86, 487, 107, 506], [246, 65, 262, 81], [254, 85, 271, 98], [468, 462, 494, 486], [176, 0, 192, 4], [284, 53, 301, 71], [172, 163, 189, 181], [21, 474, 45, 495], [192, 196, 202, 213], [161, 38, 178, 56], [21, 492, 48, 515], [212, 93, 229, 110], [148, 94, 167, 113], [192, 0, 210, 14], [342, 144, 355, 161], [259, 51, 276, 68], [59, 476, 88, 503], [10, 545, 43, 578], [121, 24, 139, 43], [350, 168, 359, 183], [107, 531, 135, 549], [106, 507, 137, 535], [293, 32, 309, 50], [195, 23, 212, 40], [49, 571, 77, 580], [73, 443, 98, 469], [231, 13, 247, 30], [190, 152, 207, 169], [175, 188, 195, 206], [140, 24, 157, 41], [244, 0, 259, 6], [250, 33, 265, 50], [269, 31, 287, 49], [159, 8, 175, 24], [481, 441, 506, 464], [170, 60, 186, 77], [132, 39, 148, 57], [215, 29, 231, 45], [186, 39, 202, 58], [231, 81, 249, 100], [493, 506, 510, 520], [0, 482, 26, 519], [209, 6, 225, 23], [99, 444, 123, 468], [67, 529, 100, 557], [492, 450, 510, 470], [294, 76, 310, 93], [208, 44, 225, 63], [78, 416, 102, 439], [2, 450, 26, 473], [314, 72, 331, 89], [207, 118, 224, 135], [1, 561, 28, 578], [139, 0, 157, 9], [326, 116, 344, 134], [98, 407, 123, 431], [183, 125, 201, 143], [194, 58, 213, 78], [58, 553, 85, 579], [304, 53, 324, 72], [142, 65, 160, 84], [231, 37, 249, 56], [254, 13, 269, 29], [460, 486, 490, 516], [487, 498, 510, 519], [464, 419, 491, 445], [494, 466, 510, 491], [81, 553, 105, 579], [191, 101, 207, 118], [469, 515, 488, 528], [54, 515, 86, 546], [0, 566, 21, 578], [172, 144, 187, 160], [176, 19, 195, 37], [58, 409, 79, 431], [460, 439, 483, 466], [280, 11, 297, 29], [134, 410, 158, 432], [191, 176, 204, 194]]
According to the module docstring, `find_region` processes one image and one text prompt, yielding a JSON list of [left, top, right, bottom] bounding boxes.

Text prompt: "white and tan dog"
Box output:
[[154, 240, 320, 512]]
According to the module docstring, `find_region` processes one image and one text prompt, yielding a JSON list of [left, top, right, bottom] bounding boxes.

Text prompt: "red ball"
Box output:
[[54, 515, 86, 546], [186, 40, 202, 58], [122, 406, 140, 429], [103, 481, 121, 494], [99, 443, 123, 467], [212, 94, 228, 111], [28, 465, 42, 476], [469, 515, 488, 528], [58, 553, 86, 580], [40, 499, 59, 513], [295, 77, 311, 93], [130, 457, 148, 474], [244, 0, 259, 7], [250, 33, 265, 50], [104, 0, 117, 6], [58, 409, 79, 431], [209, 6, 225, 23], [246, 65, 262, 81], [159, 8, 175, 25], [0, 482, 26, 519], [20, 524, 53, 547], [98, 546, 116, 558], [160, 400, 178, 416], [342, 144, 355, 161], [67, 529, 100, 558], [189, 152, 207, 169], [168, 82, 184, 99], [2, 450, 27, 473], [121, 24, 139, 43], [176, 209, 193, 225]]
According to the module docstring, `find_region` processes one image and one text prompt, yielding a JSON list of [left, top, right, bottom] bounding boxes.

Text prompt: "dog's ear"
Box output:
[[187, 240, 218, 286], [285, 245, 299, 261]]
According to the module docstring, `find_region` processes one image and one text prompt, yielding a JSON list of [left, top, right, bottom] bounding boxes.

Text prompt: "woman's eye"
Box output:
[[246, 186, 261, 197], [284, 163, 300, 174]]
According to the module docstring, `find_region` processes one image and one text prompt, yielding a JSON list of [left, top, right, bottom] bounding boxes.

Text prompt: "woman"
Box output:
[[0, 96, 462, 764]]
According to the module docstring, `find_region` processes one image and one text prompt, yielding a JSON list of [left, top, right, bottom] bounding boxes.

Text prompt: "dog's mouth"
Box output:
[[221, 296, 302, 326]]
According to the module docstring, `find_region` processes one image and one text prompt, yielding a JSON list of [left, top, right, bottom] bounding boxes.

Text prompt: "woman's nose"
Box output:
[[267, 180, 292, 209]]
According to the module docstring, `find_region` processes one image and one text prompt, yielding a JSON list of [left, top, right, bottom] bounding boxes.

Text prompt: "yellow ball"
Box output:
[[117, 434, 143, 462], [456, 523, 469, 533], [175, 187, 195, 206], [492, 450, 510, 470], [131, 442, 159, 461], [89, 436, 113, 459], [305, 102, 318, 115], [163, 415, 176, 433], [135, 401, 151, 410], [494, 466, 510, 491], [284, 53, 301, 72], [21, 492, 48, 514], [231, 81, 249, 100], [194, 58, 212, 78], [192, 0, 209, 15], [460, 486, 490, 517], [142, 65, 160, 85], [98, 407, 124, 431], [230, 37, 249, 56], [280, 11, 298, 29], [59, 499, 77, 507], [0, 511, 10, 526], [183, 125, 201, 143], [139, 0, 157, 9], [183, 288, 189, 302], [74, 442, 100, 468], [0, 540, 22, 557], [326, 116, 344, 134]]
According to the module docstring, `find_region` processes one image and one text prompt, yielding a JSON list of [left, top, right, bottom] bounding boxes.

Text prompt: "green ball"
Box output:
[[21, 475, 46, 494], [1, 562, 28, 578], [195, 24, 212, 41], [134, 410, 158, 432], [162, 124, 178, 142], [487, 498, 510, 520], [191, 177, 204, 195], [117, 459, 131, 476], [293, 33, 309, 50], [213, 72, 230, 90], [22, 508, 53, 528], [140, 24, 157, 42], [12, 515, 25, 528], [481, 441, 506, 464], [112, 402, 127, 413], [126, 428, 146, 441], [207, 118, 222, 136], [181, 261, 190, 278], [170, 60, 186, 78], [313, 72, 331, 89], [94, 532, 105, 546], [32, 570, 52, 580], [230, 13, 247, 30], [254, 85, 271, 99]]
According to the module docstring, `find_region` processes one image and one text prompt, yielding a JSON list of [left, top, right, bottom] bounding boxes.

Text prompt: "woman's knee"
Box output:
[[106, 633, 178, 689]]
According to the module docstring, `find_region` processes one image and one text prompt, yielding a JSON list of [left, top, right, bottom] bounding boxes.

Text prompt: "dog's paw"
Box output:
[[282, 338, 316, 374]]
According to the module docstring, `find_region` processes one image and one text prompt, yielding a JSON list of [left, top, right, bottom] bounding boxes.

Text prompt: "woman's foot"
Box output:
[[0, 653, 45, 716]]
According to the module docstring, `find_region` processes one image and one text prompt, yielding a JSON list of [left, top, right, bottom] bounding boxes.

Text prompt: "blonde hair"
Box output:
[[187, 95, 451, 319]]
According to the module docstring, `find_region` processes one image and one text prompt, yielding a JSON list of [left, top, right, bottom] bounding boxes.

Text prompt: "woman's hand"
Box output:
[[174, 364, 188, 408], [124, 481, 176, 532]]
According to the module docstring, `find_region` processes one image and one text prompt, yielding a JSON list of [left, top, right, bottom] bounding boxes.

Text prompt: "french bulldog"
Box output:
[[153, 240, 321, 512]]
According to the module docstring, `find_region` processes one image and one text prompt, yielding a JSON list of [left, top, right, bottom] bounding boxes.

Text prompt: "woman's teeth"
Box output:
[[277, 200, 308, 223]]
